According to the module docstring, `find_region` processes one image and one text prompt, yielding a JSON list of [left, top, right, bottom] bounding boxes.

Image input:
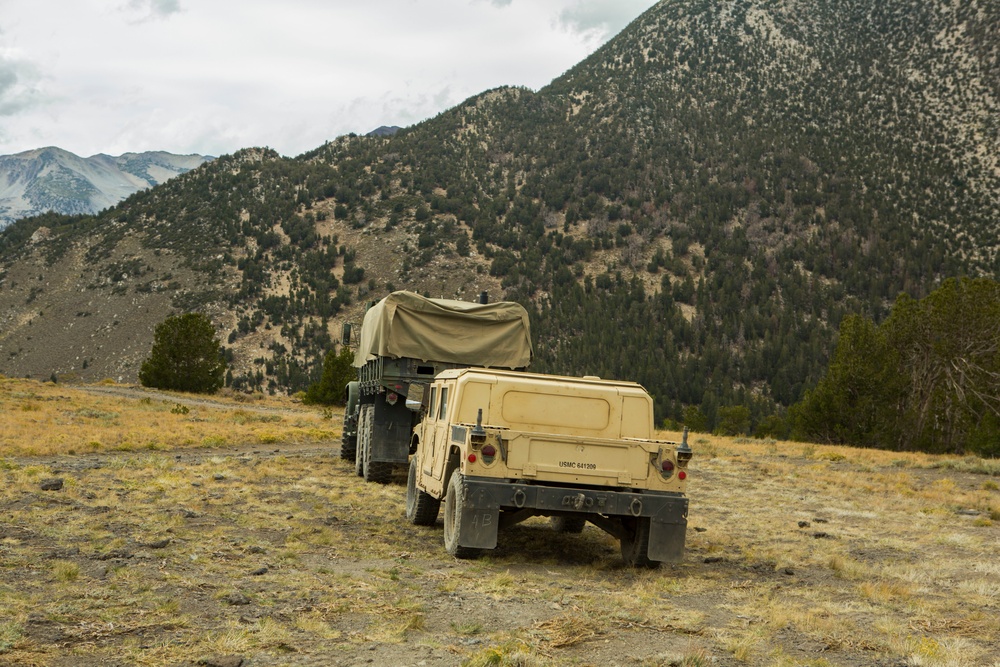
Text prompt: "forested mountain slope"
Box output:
[[1, 0, 997, 432]]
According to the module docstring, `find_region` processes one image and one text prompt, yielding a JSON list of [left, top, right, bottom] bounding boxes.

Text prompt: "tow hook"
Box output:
[[629, 498, 643, 516]]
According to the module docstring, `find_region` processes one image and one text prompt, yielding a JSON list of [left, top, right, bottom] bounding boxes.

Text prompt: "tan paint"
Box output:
[[413, 368, 688, 499]]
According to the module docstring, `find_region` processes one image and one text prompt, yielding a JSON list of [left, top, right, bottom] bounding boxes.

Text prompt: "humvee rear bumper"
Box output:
[[455, 475, 689, 562]]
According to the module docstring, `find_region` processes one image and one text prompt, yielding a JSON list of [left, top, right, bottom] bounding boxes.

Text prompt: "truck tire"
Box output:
[[362, 406, 393, 484], [340, 420, 357, 463], [550, 516, 587, 534], [355, 405, 370, 477], [406, 457, 440, 526], [620, 516, 659, 568], [443, 473, 482, 559], [341, 381, 359, 462]]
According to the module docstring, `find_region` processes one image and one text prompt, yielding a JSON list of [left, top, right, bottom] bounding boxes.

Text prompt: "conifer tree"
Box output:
[[139, 313, 226, 394], [304, 346, 355, 405]]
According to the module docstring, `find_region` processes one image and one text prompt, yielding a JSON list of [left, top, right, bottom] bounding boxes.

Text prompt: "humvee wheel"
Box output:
[[443, 473, 482, 559], [406, 457, 440, 525], [551, 516, 587, 533], [354, 405, 370, 477], [620, 516, 659, 568]]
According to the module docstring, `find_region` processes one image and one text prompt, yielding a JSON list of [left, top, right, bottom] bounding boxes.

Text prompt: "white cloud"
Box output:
[[0, 52, 45, 116], [123, 0, 182, 22], [558, 0, 655, 41], [0, 0, 658, 157]]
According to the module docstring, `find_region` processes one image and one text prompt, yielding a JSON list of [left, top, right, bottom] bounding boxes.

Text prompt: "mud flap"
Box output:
[[370, 397, 414, 464], [647, 514, 687, 563], [458, 483, 500, 549], [458, 507, 500, 549]]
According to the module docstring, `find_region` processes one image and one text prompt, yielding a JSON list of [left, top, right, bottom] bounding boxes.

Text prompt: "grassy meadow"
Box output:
[[1, 376, 998, 667], [0, 376, 337, 455]]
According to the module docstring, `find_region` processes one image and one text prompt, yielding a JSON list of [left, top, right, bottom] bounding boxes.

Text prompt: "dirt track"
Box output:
[[76, 384, 306, 417]]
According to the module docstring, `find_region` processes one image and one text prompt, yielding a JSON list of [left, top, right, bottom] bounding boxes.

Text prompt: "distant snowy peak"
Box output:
[[0, 147, 213, 228]]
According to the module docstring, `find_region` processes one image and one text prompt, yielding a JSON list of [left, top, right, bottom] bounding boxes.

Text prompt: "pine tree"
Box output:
[[139, 313, 226, 394], [303, 346, 355, 405]]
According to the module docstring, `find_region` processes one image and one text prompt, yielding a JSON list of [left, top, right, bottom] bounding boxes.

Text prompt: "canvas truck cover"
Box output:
[[353, 291, 533, 369]]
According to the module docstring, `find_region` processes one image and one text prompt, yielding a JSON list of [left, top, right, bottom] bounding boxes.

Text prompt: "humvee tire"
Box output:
[[620, 516, 659, 568], [551, 516, 587, 534], [443, 473, 482, 559], [406, 457, 440, 525]]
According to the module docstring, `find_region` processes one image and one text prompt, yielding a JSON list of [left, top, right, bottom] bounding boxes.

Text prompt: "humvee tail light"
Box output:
[[481, 444, 498, 465], [654, 447, 675, 479]]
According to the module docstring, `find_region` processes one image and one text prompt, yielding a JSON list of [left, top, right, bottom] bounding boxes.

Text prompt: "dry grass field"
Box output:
[[2, 376, 999, 667]]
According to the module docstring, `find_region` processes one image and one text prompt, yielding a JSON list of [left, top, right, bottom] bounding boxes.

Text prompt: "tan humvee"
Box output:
[[405, 368, 692, 567]]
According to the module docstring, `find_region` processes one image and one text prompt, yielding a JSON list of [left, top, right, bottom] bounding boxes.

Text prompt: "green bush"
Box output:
[[714, 405, 751, 437], [683, 405, 708, 433]]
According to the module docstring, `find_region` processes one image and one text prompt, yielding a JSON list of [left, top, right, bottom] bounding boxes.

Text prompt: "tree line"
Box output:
[[790, 277, 1000, 456]]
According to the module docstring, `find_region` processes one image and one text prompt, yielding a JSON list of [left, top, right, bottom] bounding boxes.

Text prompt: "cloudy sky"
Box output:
[[0, 0, 658, 159]]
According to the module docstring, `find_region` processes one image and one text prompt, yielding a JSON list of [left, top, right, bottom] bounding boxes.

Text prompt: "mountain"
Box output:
[[366, 126, 402, 138], [0, 148, 213, 228], [1, 0, 997, 432]]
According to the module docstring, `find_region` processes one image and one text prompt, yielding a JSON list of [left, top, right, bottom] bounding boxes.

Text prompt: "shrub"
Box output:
[[715, 405, 751, 437]]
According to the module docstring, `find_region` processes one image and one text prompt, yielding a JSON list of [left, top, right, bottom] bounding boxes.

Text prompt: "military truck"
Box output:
[[405, 368, 692, 567], [342, 291, 532, 483]]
